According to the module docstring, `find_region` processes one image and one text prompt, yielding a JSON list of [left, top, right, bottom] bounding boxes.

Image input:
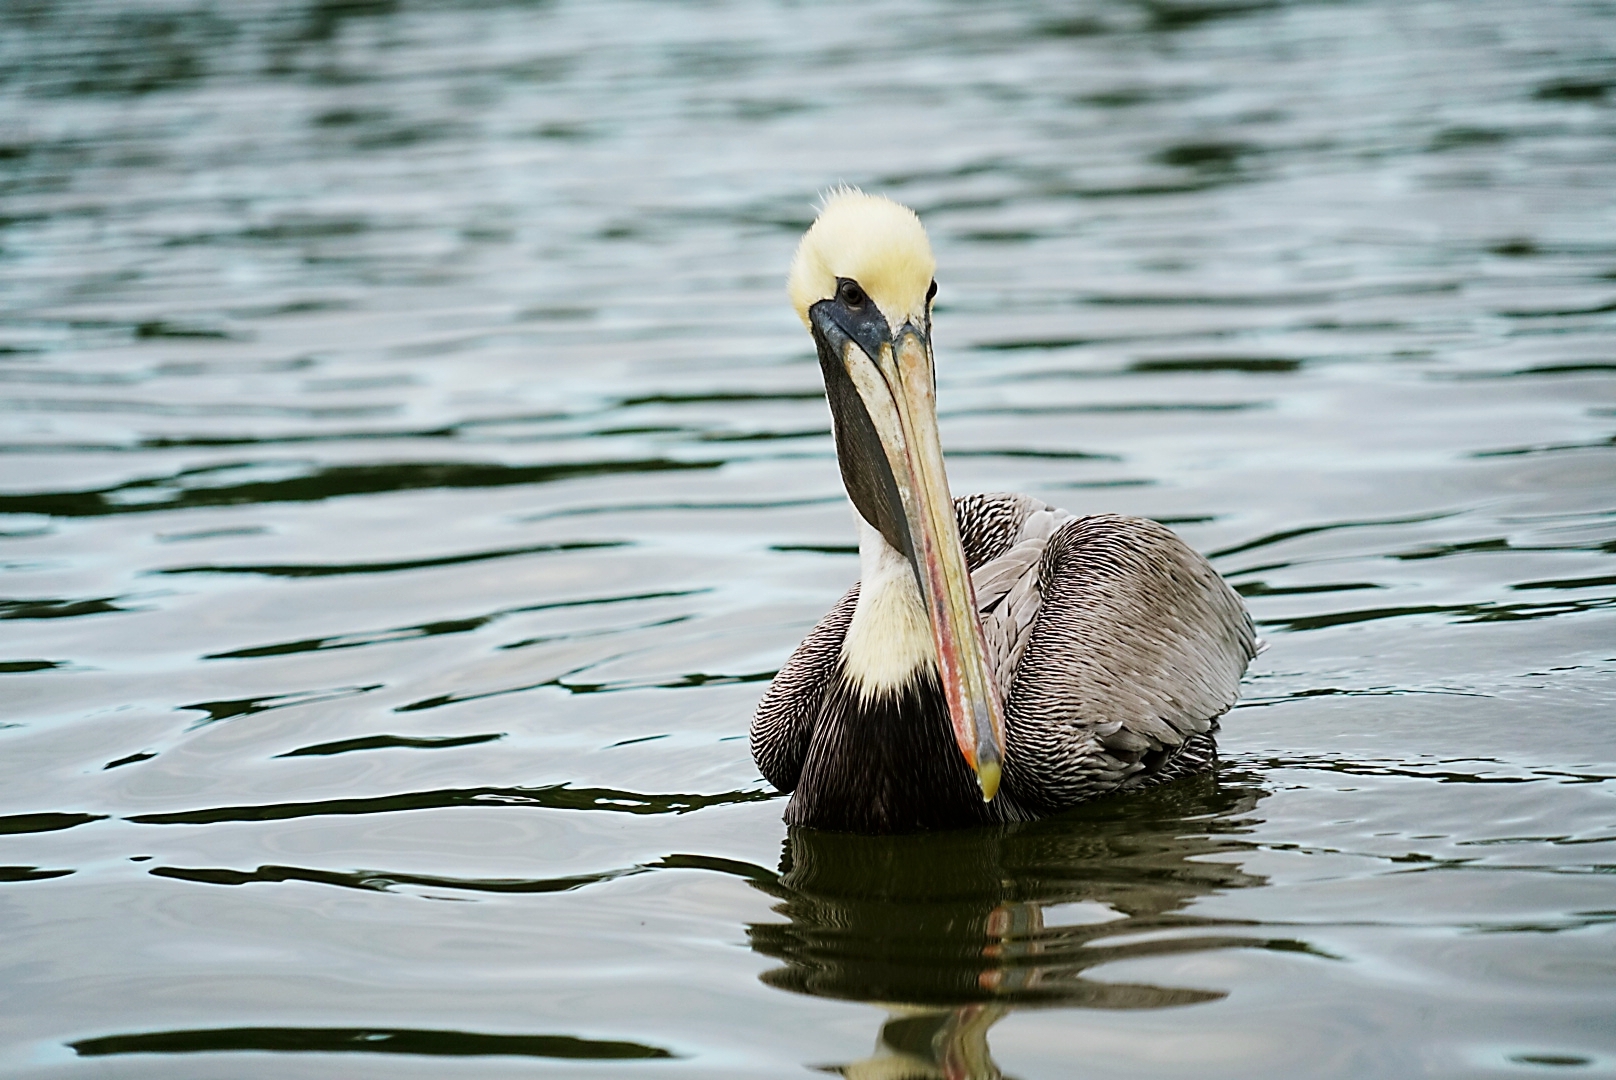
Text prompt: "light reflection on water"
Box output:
[[1, 0, 1614, 1076]]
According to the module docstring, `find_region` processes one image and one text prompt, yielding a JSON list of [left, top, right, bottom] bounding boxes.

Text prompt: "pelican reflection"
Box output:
[[747, 773, 1275, 1078]]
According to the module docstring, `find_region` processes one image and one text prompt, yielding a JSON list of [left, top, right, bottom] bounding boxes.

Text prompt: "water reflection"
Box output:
[[749, 773, 1274, 1078]]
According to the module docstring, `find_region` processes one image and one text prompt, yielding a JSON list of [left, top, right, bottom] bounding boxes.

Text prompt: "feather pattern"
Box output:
[[751, 492, 1257, 829]]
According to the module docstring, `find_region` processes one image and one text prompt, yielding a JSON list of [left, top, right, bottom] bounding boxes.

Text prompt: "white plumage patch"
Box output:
[[839, 514, 935, 698]]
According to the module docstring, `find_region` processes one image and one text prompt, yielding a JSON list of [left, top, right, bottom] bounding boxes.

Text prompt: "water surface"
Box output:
[[2, 0, 1614, 1076]]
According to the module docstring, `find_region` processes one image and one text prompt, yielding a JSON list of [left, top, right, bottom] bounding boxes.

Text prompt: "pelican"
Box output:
[[750, 190, 1258, 834]]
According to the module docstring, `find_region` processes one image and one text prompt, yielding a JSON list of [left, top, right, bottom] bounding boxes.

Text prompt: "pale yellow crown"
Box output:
[[788, 189, 936, 330]]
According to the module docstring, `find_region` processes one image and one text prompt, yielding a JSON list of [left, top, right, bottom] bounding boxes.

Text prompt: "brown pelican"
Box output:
[[751, 190, 1258, 834]]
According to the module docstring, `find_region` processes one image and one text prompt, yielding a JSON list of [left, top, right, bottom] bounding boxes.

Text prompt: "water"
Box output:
[[2, 0, 1613, 1075]]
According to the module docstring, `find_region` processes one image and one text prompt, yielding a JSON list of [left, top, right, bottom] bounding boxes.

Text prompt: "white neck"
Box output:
[[840, 513, 936, 699]]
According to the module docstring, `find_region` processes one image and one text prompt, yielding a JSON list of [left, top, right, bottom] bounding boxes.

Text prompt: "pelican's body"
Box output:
[[751, 191, 1257, 834]]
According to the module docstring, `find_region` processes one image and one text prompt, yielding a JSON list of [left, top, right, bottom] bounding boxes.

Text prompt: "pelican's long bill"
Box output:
[[808, 298, 1007, 801]]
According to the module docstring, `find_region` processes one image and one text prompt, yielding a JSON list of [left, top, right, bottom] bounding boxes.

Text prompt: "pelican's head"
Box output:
[[789, 190, 1004, 802], [788, 189, 936, 331]]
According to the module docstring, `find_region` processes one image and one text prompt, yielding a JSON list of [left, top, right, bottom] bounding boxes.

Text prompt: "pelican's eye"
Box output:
[[836, 278, 867, 307], [926, 279, 937, 302]]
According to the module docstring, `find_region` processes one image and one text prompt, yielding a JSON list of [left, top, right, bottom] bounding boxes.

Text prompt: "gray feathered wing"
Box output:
[[750, 493, 1257, 809], [751, 586, 857, 794], [970, 495, 1257, 812]]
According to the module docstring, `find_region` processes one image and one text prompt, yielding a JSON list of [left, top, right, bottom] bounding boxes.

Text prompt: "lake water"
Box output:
[[2, 0, 1613, 1076]]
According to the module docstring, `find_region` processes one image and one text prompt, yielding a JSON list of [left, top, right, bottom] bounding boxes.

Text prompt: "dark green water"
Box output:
[[2, 0, 1613, 1076]]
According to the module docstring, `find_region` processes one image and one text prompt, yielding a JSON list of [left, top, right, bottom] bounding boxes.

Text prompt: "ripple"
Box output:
[[0, 865, 74, 883], [770, 543, 857, 556], [618, 390, 824, 407], [0, 812, 106, 835], [149, 861, 645, 897], [125, 784, 778, 826], [946, 448, 1120, 461], [275, 733, 505, 758], [1077, 282, 1458, 308], [207, 588, 703, 660], [70, 1027, 676, 1060], [133, 320, 235, 340], [1449, 362, 1616, 379], [519, 496, 842, 522], [1392, 537, 1615, 560], [1129, 356, 1302, 374], [0, 659, 65, 673], [1259, 595, 1616, 632], [153, 540, 625, 579], [697, 427, 829, 443], [1239, 755, 1615, 786], [1513, 573, 1616, 592], [1510, 1053, 1595, 1068], [0, 459, 722, 518], [944, 401, 1266, 416], [1472, 437, 1615, 459], [1143, 0, 1281, 30], [144, 850, 778, 900], [394, 665, 774, 710], [1535, 75, 1616, 101], [0, 597, 128, 620], [0, 396, 387, 420], [555, 669, 778, 695], [1235, 581, 1383, 597], [179, 684, 382, 728], [1213, 510, 1464, 560], [1500, 299, 1616, 319]]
